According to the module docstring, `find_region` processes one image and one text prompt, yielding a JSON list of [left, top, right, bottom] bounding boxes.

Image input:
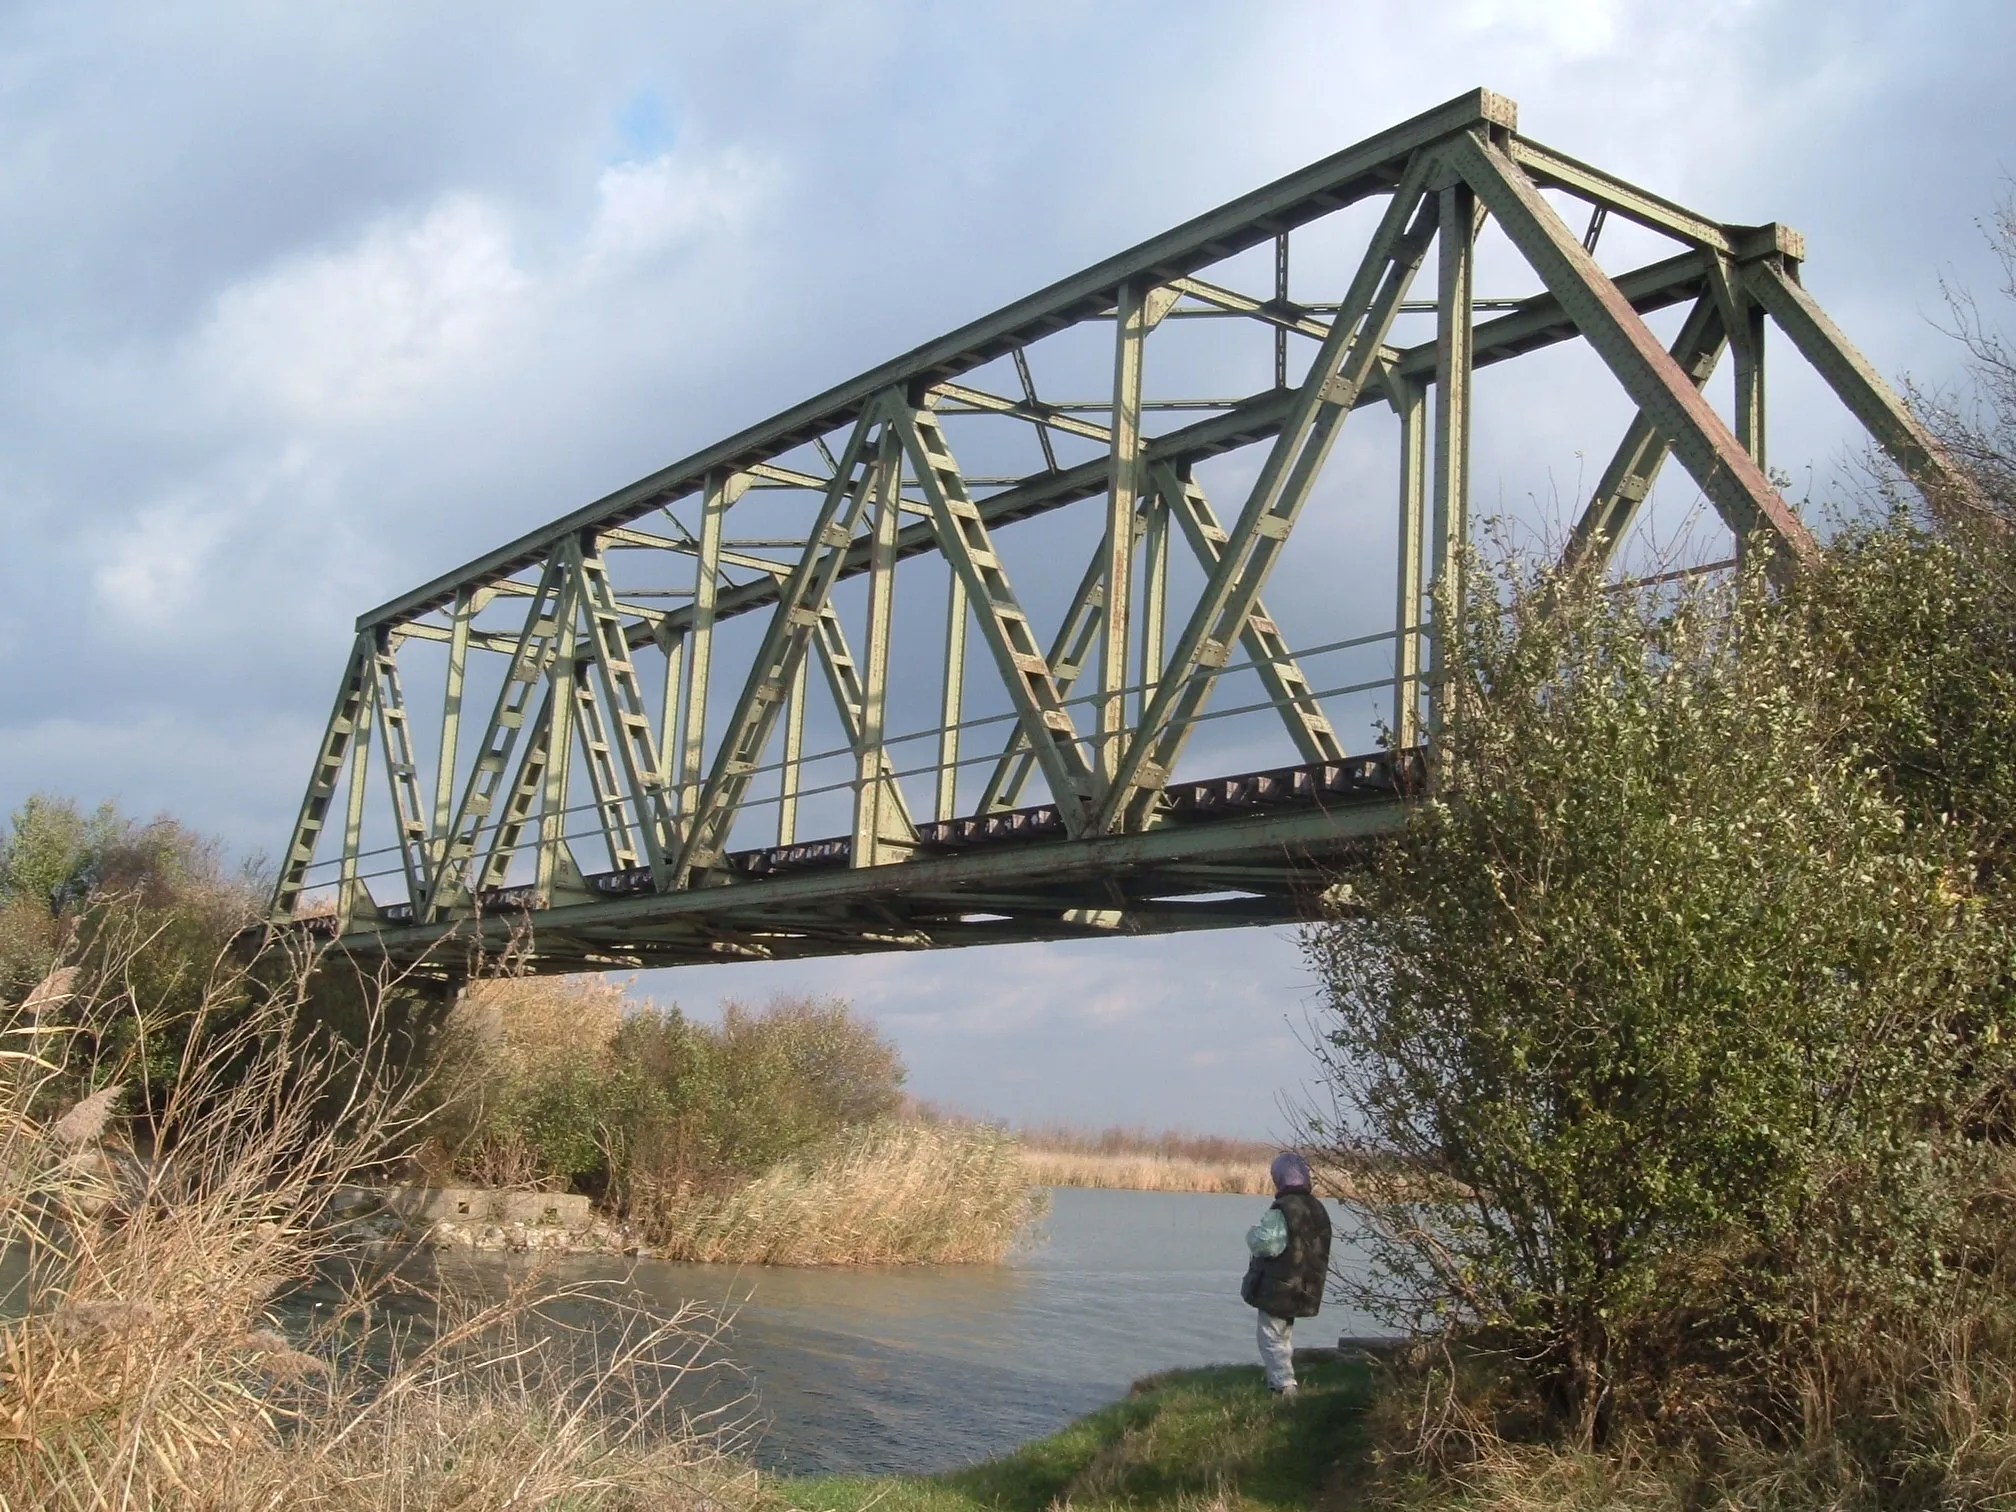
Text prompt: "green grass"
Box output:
[[782, 1354, 1375, 1512]]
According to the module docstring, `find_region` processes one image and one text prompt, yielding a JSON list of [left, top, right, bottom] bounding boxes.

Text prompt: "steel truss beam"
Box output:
[[272, 90, 1968, 976]]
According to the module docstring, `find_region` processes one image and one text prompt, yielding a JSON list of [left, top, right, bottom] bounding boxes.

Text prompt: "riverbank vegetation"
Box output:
[[1014, 1124, 1281, 1194], [655, 1120, 1031, 1264], [789, 1355, 1373, 1512], [426, 974, 1040, 1263], [1293, 205, 2016, 1510], [0, 906, 756, 1510]]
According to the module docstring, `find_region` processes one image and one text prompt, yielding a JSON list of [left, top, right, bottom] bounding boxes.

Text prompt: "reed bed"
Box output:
[[1020, 1147, 1359, 1197], [1013, 1123, 1278, 1166], [0, 906, 759, 1512], [1020, 1148, 1276, 1194], [651, 1122, 1042, 1266]]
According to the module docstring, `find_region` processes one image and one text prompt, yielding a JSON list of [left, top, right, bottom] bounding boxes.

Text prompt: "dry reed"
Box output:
[[0, 903, 760, 1511], [1355, 1274, 2016, 1512], [651, 1122, 1042, 1266], [1014, 1122, 1279, 1166], [1019, 1148, 1361, 1198], [1020, 1148, 1277, 1195]]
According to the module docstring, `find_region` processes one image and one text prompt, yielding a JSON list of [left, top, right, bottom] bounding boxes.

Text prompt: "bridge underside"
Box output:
[[268, 87, 1967, 980], [314, 755, 1412, 973]]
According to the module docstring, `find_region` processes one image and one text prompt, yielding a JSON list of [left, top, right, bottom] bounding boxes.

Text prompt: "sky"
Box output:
[[0, 0, 2011, 1138]]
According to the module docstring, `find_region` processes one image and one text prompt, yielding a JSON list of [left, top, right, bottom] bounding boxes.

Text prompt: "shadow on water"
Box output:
[[284, 1187, 1379, 1476]]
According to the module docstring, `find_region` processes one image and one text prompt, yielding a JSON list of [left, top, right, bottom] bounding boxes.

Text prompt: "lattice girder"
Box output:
[[267, 88, 1966, 974]]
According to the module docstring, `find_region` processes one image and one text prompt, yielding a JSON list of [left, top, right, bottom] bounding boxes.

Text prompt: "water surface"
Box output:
[[470, 1187, 1379, 1475]]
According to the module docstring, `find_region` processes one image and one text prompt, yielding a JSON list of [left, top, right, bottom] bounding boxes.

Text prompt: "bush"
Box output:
[[604, 995, 906, 1205], [1793, 519, 2016, 881], [427, 973, 627, 1189], [0, 796, 262, 1113], [433, 983, 907, 1204], [1302, 547, 2015, 1444]]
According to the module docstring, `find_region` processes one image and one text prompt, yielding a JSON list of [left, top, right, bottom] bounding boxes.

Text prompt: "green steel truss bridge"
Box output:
[[270, 89, 1964, 976]]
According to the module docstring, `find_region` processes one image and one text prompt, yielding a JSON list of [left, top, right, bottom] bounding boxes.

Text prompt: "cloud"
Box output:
[[1, 0, 2011, 1132], [1451, 0, 1629, 55], [582, 148, 776, 270], [191, 196, 528, 426], [89, 494, 231, 626]]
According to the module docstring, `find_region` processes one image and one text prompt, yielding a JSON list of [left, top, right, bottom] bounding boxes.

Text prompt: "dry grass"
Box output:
[[1352, 1292, 2016, 1512], [0, 903, 760, 1511], [1019, 1147, 1360, 1198], [1013, 1123, 1280, 1166], [1020, 1149, 1278, 1195], [652, 1122, 1043, 1266]]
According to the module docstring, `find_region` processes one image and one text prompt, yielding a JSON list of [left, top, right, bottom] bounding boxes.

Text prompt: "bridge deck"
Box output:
[[303, 752, 1418, 973]]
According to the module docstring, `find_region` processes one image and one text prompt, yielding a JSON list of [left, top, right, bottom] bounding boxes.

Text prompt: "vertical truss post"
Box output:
[[336, 664, 377, 932], [1427, 181, 1475, 742], [1099, 157, 1438, 832], [676, 410, 883, 879], [1386, 368, 1428, 749], [424, 554, 568, 919], [272, 636, 372, 919], [655, 623, 684, 795], [778, 652, 806, 846], [1736, 310, 1766, 468], [679, 472, 734, 815], [1101, 279, 1149, 794], [1274, 233, 1290, 390], [534, 568, 584, 900], [936, 564, 968, 824], [370, 629, 433, 907], [1561, 293, 1728, 574], [430, 588, 474, 874], [854, 426, 905, 867], [1709, 257, 1768, 468], [895, 403, 1098, 831]]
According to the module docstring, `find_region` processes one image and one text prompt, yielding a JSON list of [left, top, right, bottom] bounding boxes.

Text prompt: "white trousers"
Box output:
[[1257, 1311, 1296, 1391]]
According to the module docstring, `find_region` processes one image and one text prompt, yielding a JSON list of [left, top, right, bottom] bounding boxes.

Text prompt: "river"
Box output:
[[422, 1187, 1381, 1476]]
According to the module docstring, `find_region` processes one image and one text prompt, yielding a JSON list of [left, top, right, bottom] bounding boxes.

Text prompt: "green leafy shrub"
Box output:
[[0, 795, 262, 1114], [1792, 517, 2016, 878], [1303, 548, 2015, 1444], [434, 983, 906, 1203], [603, 995, 906, 1202]]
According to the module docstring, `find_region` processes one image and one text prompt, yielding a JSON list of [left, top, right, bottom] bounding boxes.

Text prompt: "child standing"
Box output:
[[1241, 1150, 1332, 1396]]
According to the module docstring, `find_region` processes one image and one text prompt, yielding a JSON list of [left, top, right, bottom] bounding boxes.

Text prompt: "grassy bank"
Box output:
[[785, 1355, 1373, 1512]]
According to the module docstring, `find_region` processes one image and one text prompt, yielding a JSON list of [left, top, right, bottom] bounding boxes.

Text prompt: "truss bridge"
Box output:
[[270, 88, 1963, 975]]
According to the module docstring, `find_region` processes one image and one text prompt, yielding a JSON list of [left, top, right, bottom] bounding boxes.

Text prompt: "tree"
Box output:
[[0, 796, 262, 1112], [1302, 553, 2011, 1443]]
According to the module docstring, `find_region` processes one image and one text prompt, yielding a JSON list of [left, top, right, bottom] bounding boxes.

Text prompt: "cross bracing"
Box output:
[[270, 87, 1967, 977]]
